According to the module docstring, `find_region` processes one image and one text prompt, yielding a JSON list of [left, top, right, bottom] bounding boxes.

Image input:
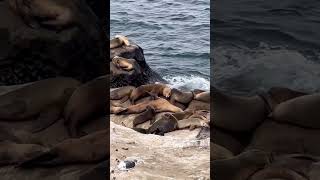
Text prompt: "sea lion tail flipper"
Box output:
[[31, 105, 61, 133]]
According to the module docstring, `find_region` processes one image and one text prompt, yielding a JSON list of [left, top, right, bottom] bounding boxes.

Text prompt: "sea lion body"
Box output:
[[110, 106, 126, 114], [171, 111, 193, 120], [19, 130, 108, 166], [64, 76, 107, 137], [169, 88, 193, 104], [211, 142, 234, 161], [121, 98, 183, 114], [177, 117, 209, 130], [132, 106, 155, 127], [130, 84, 171, 104], [110, 86, 135, 100], [272, 93, 320, 129], [110, 35, 130, 49], [147, 113, 178, 135], [112, 56, 141, 73], [194, 91, 210, 103], [0, 77, 80, 121], [213, 88, 267, 132], [185, 100, 210, 112], [249, 167, 307, 180]]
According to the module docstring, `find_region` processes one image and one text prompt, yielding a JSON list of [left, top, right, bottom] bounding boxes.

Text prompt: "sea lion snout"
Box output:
[[163, 87, 171, 98]]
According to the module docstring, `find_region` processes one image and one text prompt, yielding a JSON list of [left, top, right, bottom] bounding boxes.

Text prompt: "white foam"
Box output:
[[163, 75, 210, 91]]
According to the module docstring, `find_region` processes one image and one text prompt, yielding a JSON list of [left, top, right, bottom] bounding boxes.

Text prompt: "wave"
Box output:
[[162, 75, 210, 91]]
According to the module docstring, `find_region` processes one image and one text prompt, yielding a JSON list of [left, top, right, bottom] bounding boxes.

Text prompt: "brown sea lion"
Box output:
[[110, 35, 130, 49], [194, 91, 210, 103], [132, 106, 156, 127], [111, 56, 141, 73], [212, 149, 271, 180], [120, 98, 183, 114], [212, 87, 267, 132], [271, 93, 320, 129], [0, 141, 48, 166], [211, 142, 234, 161], [110, 106, 126, 114], [64, 75, 107, 137], [0, 77, 80, 132], [110, 96, 132, 108], [130, 84, 171, 104], [19, 129, 108, 167], [146, 113, 178, 136], [110, 86, 135, 100], [185, 100, 210, 112], [169, 88, 194, 104], [134, 96, 155, 105], [178, 117, 209, 130], [249, 167, 307, 180]]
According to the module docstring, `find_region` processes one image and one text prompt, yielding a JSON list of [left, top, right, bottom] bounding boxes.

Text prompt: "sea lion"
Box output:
[[110, 86, 135, 100], [185, 100, 210, 112], [0, 141, 48, 166], [112, 56, 141, 73], [171, 111, 193, 120], [271, 93, 320, 129], [130, 84, 171, 104], [169, 88, 194, 104], [0, 77, 80, 132], [134, 96, 155, 105], [146, 113, 178, 136], [249, 167, 307, 180], [110, 105, 126, 114], [19, 129, 108, 166], [194, 91, 210, 103], [212, 149, 271, 180], [132, 106, 156, 127], [177, 117, 209, 130], [64, 75, 107, 137], [212, 127, 244, 155], [211, 142, 234, 161], [212, 87, 267, 132], [120, 98, 183, 114], [110, 35, 130, 49]]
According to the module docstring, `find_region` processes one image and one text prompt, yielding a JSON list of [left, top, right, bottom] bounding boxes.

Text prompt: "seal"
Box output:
[[19, 129, 108, 167], [143, 113, 178, 136], [0, 77, 80, 132], [112, 56, 141, 73], [132, 106, 156, 127], [169, 88, 194, 104], [271, 93, 320, 129], [64, 75, 107, 137], [120, 98, 183, 114], [110, 35, 130, 49], [0, 141, 48, 166], [212, 87, 267, 132], [177, 117, 209, 130], [130, 84, 171, 104], [194, 91, 210, 103]]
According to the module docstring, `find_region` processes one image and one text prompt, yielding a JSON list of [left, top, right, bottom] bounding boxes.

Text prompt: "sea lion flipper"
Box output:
[[31, 105, 62, 133]]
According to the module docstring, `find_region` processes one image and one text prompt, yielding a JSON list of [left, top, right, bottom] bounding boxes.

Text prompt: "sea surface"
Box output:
[[212, 0, 320, 95], [111, 0, 210, 91]]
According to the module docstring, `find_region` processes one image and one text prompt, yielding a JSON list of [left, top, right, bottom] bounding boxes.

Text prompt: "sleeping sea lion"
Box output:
[[110, 35, 130, 49], [138, 113, 178, 136], [120, 98, 183, 114], [212, 87, 267, 132], [185, 100, 210, 112], [169, 88, 194, 104], [171, 111, 193, 120], [177, 117, 209, 130], [194, 91, 210, 103], [110, 86, 135, 100], [64, 75, 107, 137], [19, 129, 108, 167], [111, 56, 141, 73], [271, 93, 320, 129], [132, 106, 156, 127], [130, 84, 171, 104], [110, 106, 126, 114]]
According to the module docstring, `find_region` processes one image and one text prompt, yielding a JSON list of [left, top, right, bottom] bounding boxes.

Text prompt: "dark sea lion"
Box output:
[[212, 87, 267, 132], [271, 93, 320, 129], [211, 142, 234, 161], [212, 127, 245, 155], [19, 129, 108, 167], [146, 113, 178, 136], [110, 86, 135, 100], [249, 167, 307, 180], [185, 100, 210, 112], [110, 35, 130, 49], [120, 98, 183, 114], [194, 91, 210, 103], [0, 141, 48, 166], [130, 84, 171, 104], [132, 106, 156, 127], [0, 77, 80, 132], [178, 117, 209, 130], [111, 56, 141, 73], [212, 149, 271, 180], [64, 76, 107, 137], [169, 88, 194, 104]]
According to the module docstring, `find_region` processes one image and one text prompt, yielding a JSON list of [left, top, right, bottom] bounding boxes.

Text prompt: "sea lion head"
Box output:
[[163, 87, 172, 98]]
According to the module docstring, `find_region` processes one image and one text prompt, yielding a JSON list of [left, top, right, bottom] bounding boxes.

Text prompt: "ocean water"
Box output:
[[111, 0, 210, 91], [212, 0, 320, 95]]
